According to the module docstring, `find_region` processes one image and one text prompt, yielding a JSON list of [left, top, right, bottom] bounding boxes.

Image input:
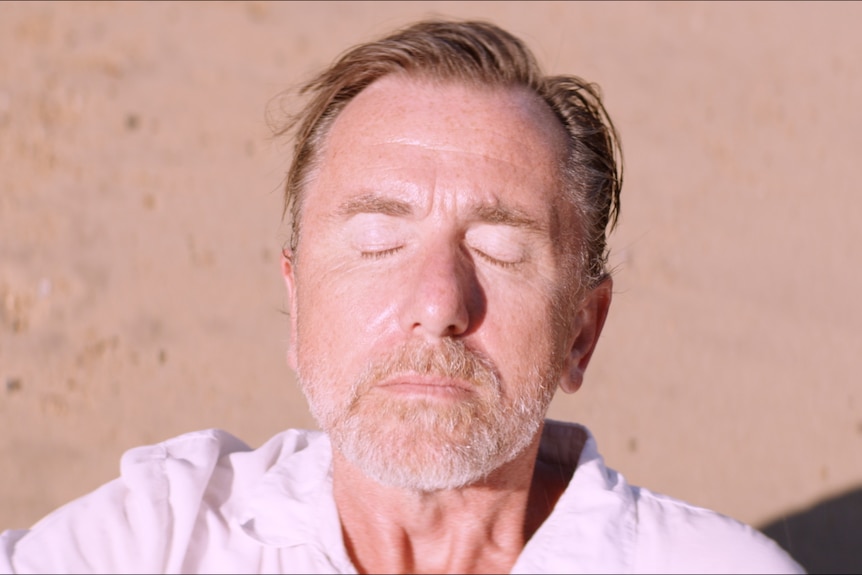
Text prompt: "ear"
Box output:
[[281, 247, 299, 371], [558, 276, 613, 394]]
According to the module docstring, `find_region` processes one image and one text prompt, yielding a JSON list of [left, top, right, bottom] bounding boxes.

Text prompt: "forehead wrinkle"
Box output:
[[333, 189, 550, 237], [372, 137, 552, 175]]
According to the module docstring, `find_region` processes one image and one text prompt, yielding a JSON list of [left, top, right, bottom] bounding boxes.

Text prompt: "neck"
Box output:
[[332, 431, 570, 574]]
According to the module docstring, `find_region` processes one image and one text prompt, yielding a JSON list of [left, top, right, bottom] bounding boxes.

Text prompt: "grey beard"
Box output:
[[300, 338, 556, 492]]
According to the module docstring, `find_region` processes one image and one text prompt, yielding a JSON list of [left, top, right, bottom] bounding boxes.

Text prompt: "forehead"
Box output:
[[330, 75, 565, 155], [318, 74, 569, 179]]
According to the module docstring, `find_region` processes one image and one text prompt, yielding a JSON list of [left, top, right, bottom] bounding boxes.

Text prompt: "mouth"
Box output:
[[375, 375, 475, 399]]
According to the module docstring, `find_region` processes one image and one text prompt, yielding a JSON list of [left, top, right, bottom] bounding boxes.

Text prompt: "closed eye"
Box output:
[[361, 246, 404, 259], [464, 222, 529, 270], [471, 248, 520, 269]]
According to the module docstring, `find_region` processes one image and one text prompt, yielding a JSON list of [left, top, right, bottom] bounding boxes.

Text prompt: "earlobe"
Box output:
[[559, 277, 613, 394], [281, 248, 299, 370]]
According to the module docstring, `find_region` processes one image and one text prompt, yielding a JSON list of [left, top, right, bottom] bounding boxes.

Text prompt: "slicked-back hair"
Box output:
[[276, 20, 622, 288]]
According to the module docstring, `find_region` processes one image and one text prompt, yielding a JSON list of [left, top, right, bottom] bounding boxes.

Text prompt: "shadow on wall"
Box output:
[[759, 486, 862, 574]]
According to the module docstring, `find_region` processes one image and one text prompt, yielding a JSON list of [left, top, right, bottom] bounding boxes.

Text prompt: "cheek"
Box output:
[[294, 261, 400, 363], [482, 288, 562, 371]]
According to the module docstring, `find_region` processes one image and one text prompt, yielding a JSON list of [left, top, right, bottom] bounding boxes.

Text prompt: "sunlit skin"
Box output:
[[281, 75, 612, 574]]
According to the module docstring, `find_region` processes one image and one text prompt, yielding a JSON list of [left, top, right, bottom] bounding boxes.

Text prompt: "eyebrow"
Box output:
[[337, 193, 547, 233], [337, 194, 413, 217], [472, 203, 547, 234]]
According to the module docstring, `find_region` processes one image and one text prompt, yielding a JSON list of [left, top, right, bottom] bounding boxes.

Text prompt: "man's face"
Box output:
[[283, 75, 591, 491]]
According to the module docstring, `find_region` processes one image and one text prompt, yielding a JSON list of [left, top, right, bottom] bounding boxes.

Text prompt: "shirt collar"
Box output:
[[236, 431, 356, 571], [512, 419, 637, 573], [237, 422, 637, 573]]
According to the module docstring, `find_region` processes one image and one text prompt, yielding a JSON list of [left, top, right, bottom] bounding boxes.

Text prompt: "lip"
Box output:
[[375, 375, 474, 398]]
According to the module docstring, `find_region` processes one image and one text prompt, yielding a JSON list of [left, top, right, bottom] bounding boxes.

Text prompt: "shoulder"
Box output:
[[519, 423, 803, 574], [117, 427, 319, 495], [631, 486, 804, 574], [1, 428, 326, 574]]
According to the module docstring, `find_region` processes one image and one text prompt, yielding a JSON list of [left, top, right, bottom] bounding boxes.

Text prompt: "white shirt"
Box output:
[[1, 421, 802, 574]]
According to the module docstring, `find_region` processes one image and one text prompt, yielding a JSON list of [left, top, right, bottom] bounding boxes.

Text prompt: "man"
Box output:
[[1, 20, 801, 574]]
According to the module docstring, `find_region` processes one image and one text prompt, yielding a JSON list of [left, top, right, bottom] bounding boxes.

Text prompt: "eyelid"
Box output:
[[347, 213, 407, 259], [361, 246, 404, 259], [465, 224, 528, 268], [471, 248, 521, 268]]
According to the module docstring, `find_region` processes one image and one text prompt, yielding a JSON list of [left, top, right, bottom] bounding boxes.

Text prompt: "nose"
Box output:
[[401, 245, 482, 339]]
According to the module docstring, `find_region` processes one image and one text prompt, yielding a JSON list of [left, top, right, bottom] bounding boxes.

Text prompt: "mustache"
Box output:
[[350, 339, 501, 399]]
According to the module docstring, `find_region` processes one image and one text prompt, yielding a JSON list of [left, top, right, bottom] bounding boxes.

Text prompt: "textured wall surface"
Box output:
[[1, 3, 860, 568]]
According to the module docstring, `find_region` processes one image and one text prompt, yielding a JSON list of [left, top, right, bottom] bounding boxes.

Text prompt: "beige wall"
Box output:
[[1, 0, 860, 556]]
